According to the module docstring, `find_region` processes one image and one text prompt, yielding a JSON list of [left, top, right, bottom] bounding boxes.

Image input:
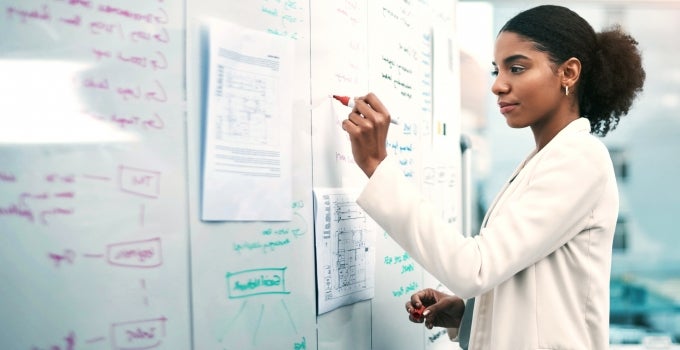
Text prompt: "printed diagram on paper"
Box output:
[[215, 67, 278, 147], [201, 18, 294, 221], [314, 188, 376, 314]]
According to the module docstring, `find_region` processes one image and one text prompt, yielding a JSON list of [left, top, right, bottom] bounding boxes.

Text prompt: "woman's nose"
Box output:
[[491, 76, 509, 96]]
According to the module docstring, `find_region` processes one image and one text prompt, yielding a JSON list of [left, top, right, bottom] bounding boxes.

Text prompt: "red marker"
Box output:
[[332, 95, 399, 125], [411, 305, 426, 320]]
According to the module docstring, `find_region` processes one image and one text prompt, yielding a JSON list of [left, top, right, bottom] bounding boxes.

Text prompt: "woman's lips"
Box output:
[[499, 102, 517, 114]]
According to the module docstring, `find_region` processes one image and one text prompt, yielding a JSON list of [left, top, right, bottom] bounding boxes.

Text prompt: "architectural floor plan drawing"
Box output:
[[313, 188, 377, 314]]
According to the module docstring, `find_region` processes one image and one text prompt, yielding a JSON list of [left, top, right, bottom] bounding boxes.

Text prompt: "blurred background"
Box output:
[[457, 0, 680, 348]]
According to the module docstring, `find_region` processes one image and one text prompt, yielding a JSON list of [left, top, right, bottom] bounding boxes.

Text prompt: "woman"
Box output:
[[341, 5, 645, 349]]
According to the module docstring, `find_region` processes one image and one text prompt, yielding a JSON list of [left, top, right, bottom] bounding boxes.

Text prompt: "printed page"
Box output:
[[201, 18, 294, 221], [313, 187, 377, 314]]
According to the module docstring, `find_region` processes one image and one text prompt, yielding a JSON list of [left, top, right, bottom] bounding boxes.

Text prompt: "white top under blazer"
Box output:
[[357, 118, 618, 349]]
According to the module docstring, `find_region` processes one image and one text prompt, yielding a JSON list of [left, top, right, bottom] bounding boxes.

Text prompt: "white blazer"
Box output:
[[357, 118, 618, 349]]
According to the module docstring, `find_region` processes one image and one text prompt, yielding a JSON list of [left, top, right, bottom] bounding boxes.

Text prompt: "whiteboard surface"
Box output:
[[0, 0, 191, 349]]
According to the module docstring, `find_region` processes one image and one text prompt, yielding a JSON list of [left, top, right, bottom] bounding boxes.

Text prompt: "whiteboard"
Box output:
[[1, 0, 461, 349], [0, 0, 191, 349]]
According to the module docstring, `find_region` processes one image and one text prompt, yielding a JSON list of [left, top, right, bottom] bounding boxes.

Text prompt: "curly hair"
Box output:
[[499, 5, 646, 137]]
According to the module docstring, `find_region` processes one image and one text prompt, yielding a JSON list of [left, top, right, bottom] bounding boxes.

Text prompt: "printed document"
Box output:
[[314, 188, 377, 314], [201, 19, 294, 221]]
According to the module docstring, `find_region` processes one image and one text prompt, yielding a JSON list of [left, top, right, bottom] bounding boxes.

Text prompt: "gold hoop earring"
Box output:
[[565, 85, 569, 96]]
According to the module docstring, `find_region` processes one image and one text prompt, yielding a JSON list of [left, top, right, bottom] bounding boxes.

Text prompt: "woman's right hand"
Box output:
[[341, 92, 391, 178], [405, 288, 466, 329]]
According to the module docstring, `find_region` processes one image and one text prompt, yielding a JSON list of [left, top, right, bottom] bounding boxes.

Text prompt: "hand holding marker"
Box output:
[[410, 305, 427, 321], [332, 95, 399, 125]]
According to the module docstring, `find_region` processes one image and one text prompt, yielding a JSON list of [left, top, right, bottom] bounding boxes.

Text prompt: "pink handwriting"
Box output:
[[129, 27, 170, 44], [115, 247, 155, 263], [85, 336, 106, 344], [111, 317, 167, 350], [335, 152, 356, 165], [45, 173, 75, 183], [116, 86, 141, 100], [111, 317, 166, 350], [66, 0, 92, 8], [88, 111, 165, 131], [334, 72, 357, 84], [19, 191, 50, 206], [98, 5, 168, 25], [117, 50, 167, 70], [82, 77, 110, 90], [54, 0, 92, 8], [31, 330, 75, 350], [118, 165, 161, 198], [81, 174, 111, 181], [48, 249, 76, 267], [115, 80, 168, 102], [107, 237, 162, 268], [40, 207, 74, 225], [59, 15, 81, 26], [145, 80, 167, 102], [92, 48, 112, 60], [0, 203, 34, 222], [0, 172, 16, 182], [6, 5, 51, 23], [127, 327, 156, 342], [19, 191, 75, 206], [89, 20, 123, 37], [335, 8, 359, 25]]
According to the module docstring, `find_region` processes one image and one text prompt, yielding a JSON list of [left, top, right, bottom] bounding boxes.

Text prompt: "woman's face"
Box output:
[[491, 31, 564, 129]]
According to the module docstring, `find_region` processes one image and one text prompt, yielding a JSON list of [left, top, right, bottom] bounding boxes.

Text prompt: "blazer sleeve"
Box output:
[[356, 135, 612, 298]]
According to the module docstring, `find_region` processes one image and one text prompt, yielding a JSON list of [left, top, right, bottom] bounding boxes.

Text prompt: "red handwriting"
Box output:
[[6, 5, 51, 23]]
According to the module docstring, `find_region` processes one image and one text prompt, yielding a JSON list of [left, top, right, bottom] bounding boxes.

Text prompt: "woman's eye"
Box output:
[[491, 69, 499, 76], [510, 66, 525, 73]]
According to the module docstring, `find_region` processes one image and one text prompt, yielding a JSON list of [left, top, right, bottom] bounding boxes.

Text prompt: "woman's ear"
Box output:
[[560, 57, 582, 92]]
